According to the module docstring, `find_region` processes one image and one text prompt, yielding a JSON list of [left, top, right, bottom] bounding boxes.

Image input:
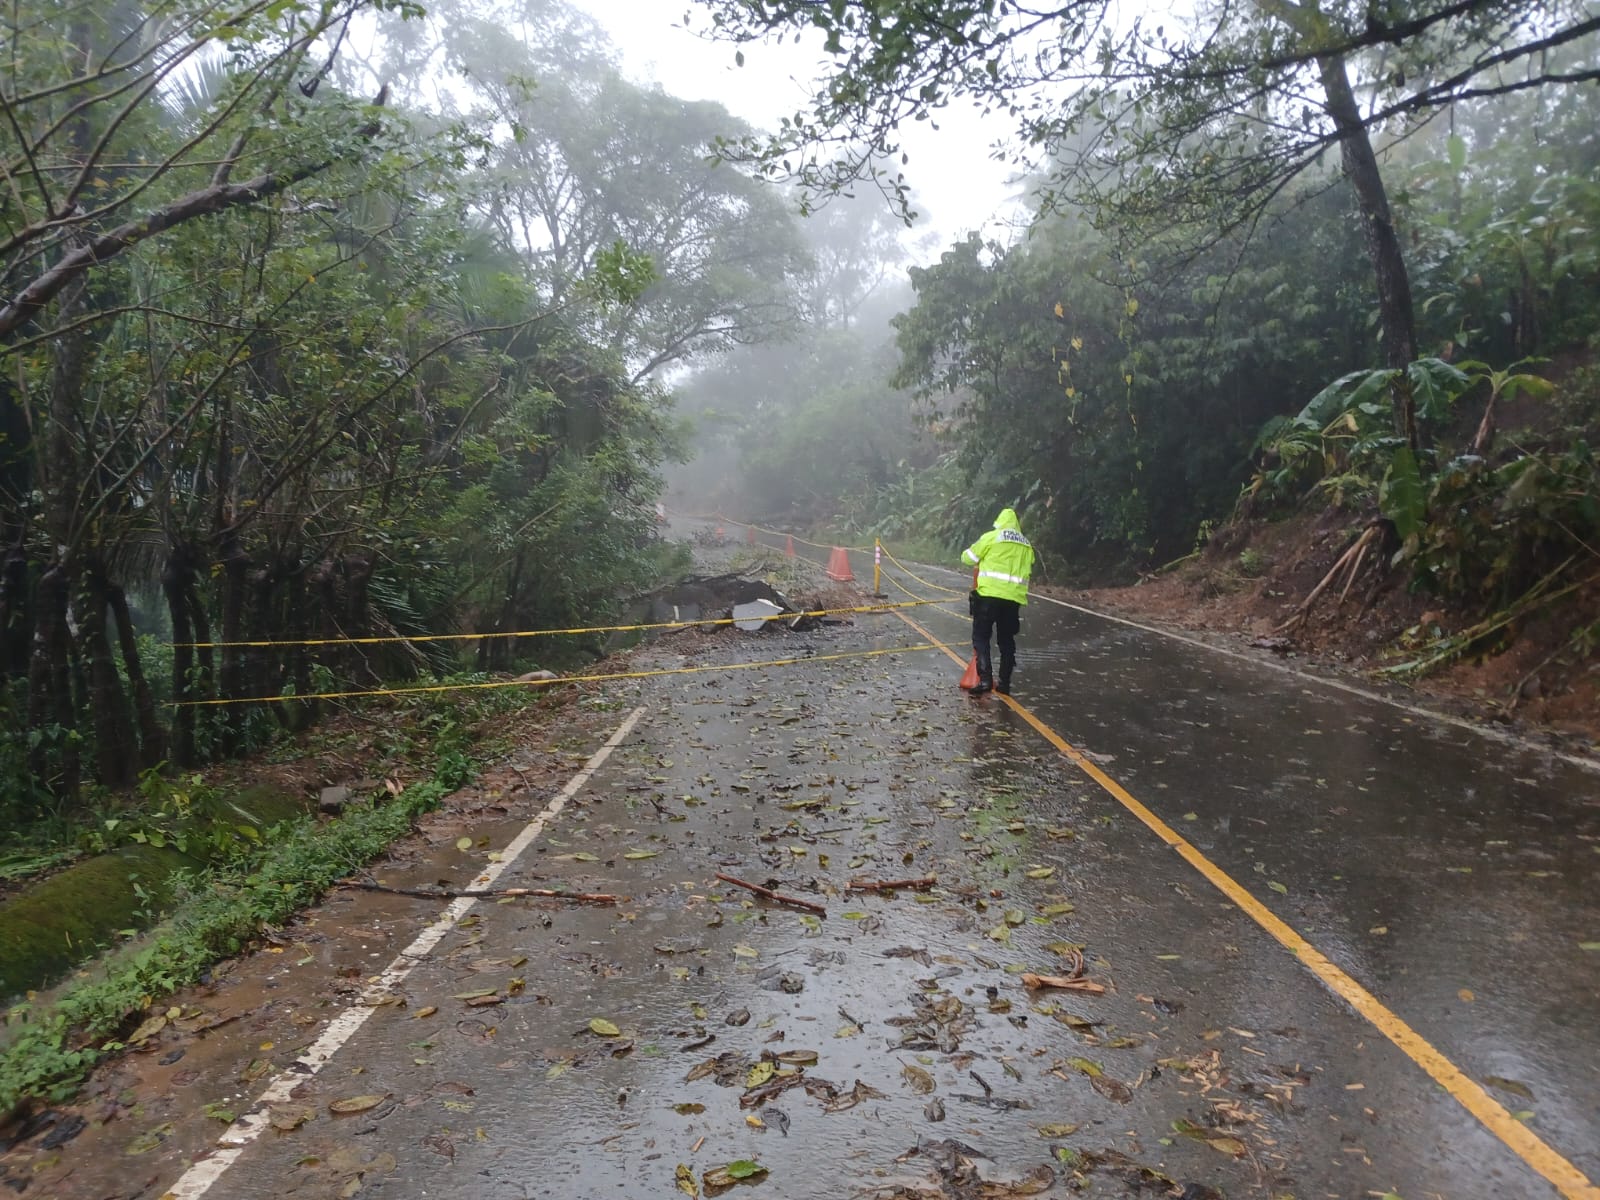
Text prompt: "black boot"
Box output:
[[997, 654, 1014, 695], [970, 647, 993, 695]]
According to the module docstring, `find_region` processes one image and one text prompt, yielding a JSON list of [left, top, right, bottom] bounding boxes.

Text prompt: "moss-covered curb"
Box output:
[[0, 786, 309, 1001], [0, 845, 197, 1000], [0, 760, 466, 1114]]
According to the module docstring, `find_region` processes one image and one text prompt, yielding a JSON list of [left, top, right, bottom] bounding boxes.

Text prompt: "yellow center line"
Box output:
[[895, 609, 1599, 1200]]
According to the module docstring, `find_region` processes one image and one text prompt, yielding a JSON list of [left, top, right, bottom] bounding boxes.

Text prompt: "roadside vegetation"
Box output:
[[0, 677, 576, 1111], [677, 2, 1599, 699]]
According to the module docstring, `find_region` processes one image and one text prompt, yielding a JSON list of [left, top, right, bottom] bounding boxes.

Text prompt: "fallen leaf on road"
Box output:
[[1036, 1123, 1078, 1137], [589, 1018, 622, 1037], [329, 1095, 389, 1115], [412, 1006, 438, 1020], [1025, 867, 1054, 879], [126, 1123, 175, 1154], [456, 837, 472, 852], [269, 1107, 314, 1132], [978, 1164, 1055, 1196], [822, 1079, 885, 1113], [703, 1160, 767, 1190], [901, 1063, 935, 1094], [676, 1164, 699, 1197], [624, 849, 659, 860], [126, 1014, 168, 1045], [1090, 1075, 1132, 1103], [1482, 1076, 1534, 1099]]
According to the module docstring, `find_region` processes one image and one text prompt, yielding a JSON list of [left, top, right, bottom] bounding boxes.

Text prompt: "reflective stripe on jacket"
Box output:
[[961, 508, 1034, 604]]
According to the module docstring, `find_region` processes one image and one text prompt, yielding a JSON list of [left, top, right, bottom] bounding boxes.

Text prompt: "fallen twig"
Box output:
[[1021, 972, 1107, 995], [715, 872, 827, 916], [340, 882, 621, 904], [1275, 521, 1382, 633], [845, 876, 935, 892]]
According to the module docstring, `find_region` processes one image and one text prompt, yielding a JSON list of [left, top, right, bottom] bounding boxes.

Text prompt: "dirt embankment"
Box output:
[[1061, 512, 1600, 755]]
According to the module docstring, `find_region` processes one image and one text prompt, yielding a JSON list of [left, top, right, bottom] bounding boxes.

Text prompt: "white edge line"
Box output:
[[162, 705, 648, 1200], [898, 557, 1598, 775]]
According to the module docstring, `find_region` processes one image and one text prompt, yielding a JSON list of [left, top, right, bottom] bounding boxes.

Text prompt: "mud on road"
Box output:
[[4, 549, 1595, 1200]]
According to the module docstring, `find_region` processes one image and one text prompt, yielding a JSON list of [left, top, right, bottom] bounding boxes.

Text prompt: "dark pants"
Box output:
[[971, 595, 1020, 686]]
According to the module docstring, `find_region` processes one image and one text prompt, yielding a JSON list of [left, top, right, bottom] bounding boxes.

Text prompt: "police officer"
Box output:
[[960, 507, 1035, 695]]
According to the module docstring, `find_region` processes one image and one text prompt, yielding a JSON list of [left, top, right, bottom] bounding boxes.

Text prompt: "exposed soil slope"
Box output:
[[1066, 512, 1599, 756]]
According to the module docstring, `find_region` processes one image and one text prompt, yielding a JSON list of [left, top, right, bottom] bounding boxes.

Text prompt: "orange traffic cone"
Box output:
[[959, 655, 981, 691], [825, 546, 854, 582], [715, 523, 726, 542], [784, 534, 796, 558], [746, 525, 756, 545]]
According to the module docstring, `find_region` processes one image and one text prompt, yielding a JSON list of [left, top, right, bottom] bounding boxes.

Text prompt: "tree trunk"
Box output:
[[311, 555, 341, 688], [27, 564, 79, 800], [478, 550, 524, 673], [343, 551, 376, 685], [0, 375, 30, 680], [79, 561, 137, 788], [218, 531, 250, 749], [248, 561, 279, 702], [163, 550, 196, 766], [0, 541, 28, 681], [1317, 52, 1420, 449], [109, 578, 166, 767], [283, 560, 317, 730], [164, 544, 213, 765]]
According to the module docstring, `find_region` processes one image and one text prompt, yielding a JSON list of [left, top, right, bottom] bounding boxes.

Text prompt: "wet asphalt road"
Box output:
[[877, 545, 1600, 1191], [16, 535, 1599, 1200]]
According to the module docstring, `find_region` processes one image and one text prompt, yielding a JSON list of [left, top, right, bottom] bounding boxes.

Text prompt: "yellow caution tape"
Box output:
[[876, 542, 963, 596], [173, 598, 944, 651], [172, 641, 942, 707]]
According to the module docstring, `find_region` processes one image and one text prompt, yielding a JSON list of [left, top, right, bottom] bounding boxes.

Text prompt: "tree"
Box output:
[[361, 0, 814, 384], [694, 0, 1600, 441], [0, 0, 686, 818]]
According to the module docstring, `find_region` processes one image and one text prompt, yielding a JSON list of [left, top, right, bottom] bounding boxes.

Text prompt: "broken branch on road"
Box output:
[[845, 876, 936, 892], [714, 872, 827, 916], [1021, 972, 1106, 995]]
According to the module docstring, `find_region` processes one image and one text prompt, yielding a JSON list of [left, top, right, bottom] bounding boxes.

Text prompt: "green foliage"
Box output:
[[0, 744, 479, 1110], [0, 0, 713, 815]]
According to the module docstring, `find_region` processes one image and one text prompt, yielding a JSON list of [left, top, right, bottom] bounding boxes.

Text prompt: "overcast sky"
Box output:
[[570, 0, 1028, 251]]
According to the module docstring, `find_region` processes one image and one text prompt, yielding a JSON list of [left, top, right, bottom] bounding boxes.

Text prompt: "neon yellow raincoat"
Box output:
[[961, 508, 1034, 604]]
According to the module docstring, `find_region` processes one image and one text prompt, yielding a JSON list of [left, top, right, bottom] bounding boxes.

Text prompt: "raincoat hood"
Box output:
[[993, 508, 1022, 533]]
